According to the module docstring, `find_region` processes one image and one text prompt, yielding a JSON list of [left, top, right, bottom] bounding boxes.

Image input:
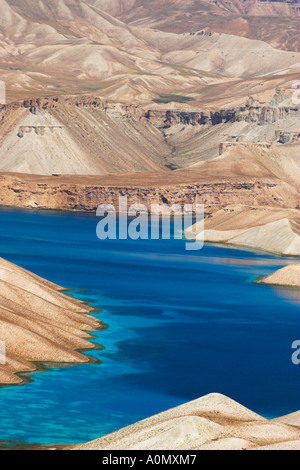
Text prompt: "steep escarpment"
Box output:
[[1, 91, 299, 174], [0, 258, 102, 385], [0, 96, 173, 175], [3, 89, 297, 126], [145, 92, 300, 127], [0, 170, 298, 213], [0, 90, 299, 214], [147, 91, 300, 166]]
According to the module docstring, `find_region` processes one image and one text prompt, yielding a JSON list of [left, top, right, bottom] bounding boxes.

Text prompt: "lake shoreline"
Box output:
[[0, 258, 105, 386], [0, 208, 299, 445]]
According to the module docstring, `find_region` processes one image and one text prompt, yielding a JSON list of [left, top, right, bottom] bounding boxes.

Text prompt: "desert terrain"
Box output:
[[104, 0, 300, 52], [1, 1, 300, 257], [1, 0, 299, 103], [185, 205, 300, 256], [0, 257, 102, 385], [72, 393, 300, 450], [257, 262, 300, 286], [0, 0, 299, 451], [1, 92, 299, 254]]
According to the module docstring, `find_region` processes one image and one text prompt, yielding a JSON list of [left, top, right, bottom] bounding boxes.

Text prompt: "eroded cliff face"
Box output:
[[0, 96, 172, 176], [275, 131, 300, 144], [144, 98, 300, 128], [1, 91, 298, 130], [0, 92, 298, 181], [0, 96, 107, 119], [219, 142, 272, 155], [0, 172, 297, 213]]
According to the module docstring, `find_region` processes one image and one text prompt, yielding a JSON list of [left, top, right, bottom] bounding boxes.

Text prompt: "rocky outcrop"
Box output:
[[0, 92, 298, 177], [0, 96, 108, 119], [1, 91, 298, 131], [275, 131, 300, 144], [219, 142, 272, 155], [144, 109, 237, 127], [17, 126, 63, 138], [144, 102, 299, 128], [0, 171, 297, 214], [22, 96, 107, 113]]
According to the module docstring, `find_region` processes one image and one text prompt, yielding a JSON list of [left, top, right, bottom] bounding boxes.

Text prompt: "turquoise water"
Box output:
[[0, 207, 299, 445]]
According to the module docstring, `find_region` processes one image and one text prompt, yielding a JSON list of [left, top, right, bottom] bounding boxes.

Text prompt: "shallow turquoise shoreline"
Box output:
[[0, 207, 299, 445]]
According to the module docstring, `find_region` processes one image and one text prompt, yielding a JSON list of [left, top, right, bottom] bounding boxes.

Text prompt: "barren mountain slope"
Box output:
[[0, 258, 101, 385], [189, 143, 300, 189], [72, 393, 300, 450], [1, 0, 299, 103], [0, 97, 173, 175], [108, 0, 300, 52], [1, 88, 299, 180], [185, 205, 300, 256], [163, 115, 300, 167]]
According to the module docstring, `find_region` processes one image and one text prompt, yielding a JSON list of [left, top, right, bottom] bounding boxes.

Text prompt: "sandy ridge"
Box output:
[[72, 393, 300, 450], [257, 263, 300, 287], [0, 258, 102, 385], [185, 205, 300, 256]]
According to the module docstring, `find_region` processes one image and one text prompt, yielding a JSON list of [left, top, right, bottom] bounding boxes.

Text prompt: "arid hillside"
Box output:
[[258, 263, 300, 287], [100, 0, 300, 52], [0, 90, 299, 176], [0, 0, 299, 259], [0, 97, 173, 175], [72, 393, 300, 450], [1, 0, 299, 103], [185, 205, 300, 256], [0, 258, 102, 385]]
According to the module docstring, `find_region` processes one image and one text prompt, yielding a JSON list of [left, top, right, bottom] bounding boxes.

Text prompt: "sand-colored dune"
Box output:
[[72, 393, 300, 450], [185, 205, 300, 256], [257, 263, 300, 287], [0, 258, 102, 385]]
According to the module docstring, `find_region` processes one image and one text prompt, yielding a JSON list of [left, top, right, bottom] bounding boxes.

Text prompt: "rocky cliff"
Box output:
[[1, 91, 298, 130], [1, 91, 299, 182], [144, 95, 299, 128], [0, 171, 298, 213]]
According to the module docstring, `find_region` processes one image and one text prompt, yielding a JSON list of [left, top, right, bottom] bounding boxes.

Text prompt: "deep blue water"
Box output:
[[0, 207, 299, 445]]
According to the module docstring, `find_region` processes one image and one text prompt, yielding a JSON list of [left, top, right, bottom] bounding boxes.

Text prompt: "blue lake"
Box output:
[[0, 207, 299, 445]]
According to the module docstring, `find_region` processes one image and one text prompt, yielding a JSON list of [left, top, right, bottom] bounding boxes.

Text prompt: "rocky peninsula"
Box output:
[[0, 258, 102, 385], [257, 263, 300, 287]]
